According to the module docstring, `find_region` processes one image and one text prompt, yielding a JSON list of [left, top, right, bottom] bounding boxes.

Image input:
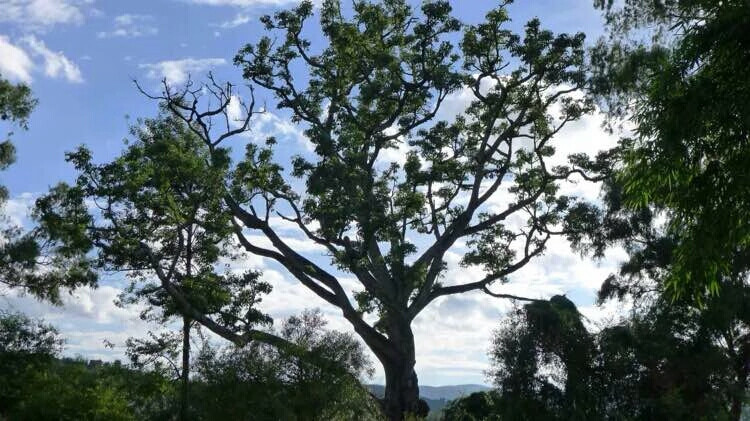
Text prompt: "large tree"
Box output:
[[38, 1, 603, 418]]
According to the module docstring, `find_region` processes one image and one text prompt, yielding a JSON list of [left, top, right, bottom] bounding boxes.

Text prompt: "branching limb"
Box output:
[[481, 286, 546, 302], [133, 75, 259, 149]]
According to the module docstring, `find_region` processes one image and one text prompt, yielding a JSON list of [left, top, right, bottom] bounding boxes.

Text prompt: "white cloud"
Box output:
[[139, 58, 226, 85], [0, 78, 630, 386], [244, 233, 327, 254], [0, 36, 34, 83], [2, 192, 36, 227], [227, 94, 244, 125], [98, 14, 158, 38], [242, 108, 314, 151], [377, 139, 410, 167], [22, 35, 83, 83], [0, 0, 92, 29], [218, 13, 250, 28], [0, 283, 151, 361], [268, 216, 319, 233]]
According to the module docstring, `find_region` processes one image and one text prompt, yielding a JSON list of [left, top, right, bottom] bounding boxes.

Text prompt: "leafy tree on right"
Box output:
[[586, 0, 750, 297]]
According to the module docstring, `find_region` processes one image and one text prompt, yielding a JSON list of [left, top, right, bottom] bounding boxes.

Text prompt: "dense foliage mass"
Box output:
[[0, 310, 378, 421], [190, 310, 380, 420], [442, 290, 749, 421], [0, 312, 172, 421], [586, 0, 750, 297]]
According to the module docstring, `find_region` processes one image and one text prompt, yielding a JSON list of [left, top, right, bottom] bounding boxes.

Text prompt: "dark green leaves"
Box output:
[[590, 0, 750, 297], [0, 76, 35, 128]]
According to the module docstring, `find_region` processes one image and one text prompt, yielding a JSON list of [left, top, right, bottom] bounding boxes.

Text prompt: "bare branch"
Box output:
[[481, 286, 546, 302]]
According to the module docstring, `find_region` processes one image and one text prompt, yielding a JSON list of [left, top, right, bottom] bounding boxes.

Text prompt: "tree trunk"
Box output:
[[383, 362, 425, 420], [181, 226, 193, 421], [729, 339, 749, 421], [730, 363, 748, 421], [730, 397, 741, 421], [180, 316, 191, 421], [378, 318, 427, 421]]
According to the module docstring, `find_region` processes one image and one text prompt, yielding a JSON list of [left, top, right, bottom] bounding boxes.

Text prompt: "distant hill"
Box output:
[[418, 384, 491, 400], [367, 384, 491, 411]]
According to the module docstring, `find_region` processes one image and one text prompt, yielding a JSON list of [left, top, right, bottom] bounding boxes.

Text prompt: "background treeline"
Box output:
[[0, 310, 381, 420], [4, 285, 749, 421]]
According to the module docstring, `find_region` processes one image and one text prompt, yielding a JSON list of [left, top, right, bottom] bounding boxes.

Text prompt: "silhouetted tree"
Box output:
[[455, 289, 745, 420]]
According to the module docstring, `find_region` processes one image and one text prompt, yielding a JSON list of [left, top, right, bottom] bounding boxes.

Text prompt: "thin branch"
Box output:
[[481, 286, 546, 302]]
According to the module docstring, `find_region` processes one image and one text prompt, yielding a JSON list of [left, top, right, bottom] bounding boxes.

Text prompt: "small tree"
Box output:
[[192, 309, 379, 420], [37, 113, 277, 420], [488, 296, 597, 420], [38, 1, 603, 418]]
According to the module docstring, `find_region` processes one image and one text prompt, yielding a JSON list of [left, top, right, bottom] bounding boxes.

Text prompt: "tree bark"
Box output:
[[731, 397, 741, 421], [378, 317, 428, 421], [730, 360, 748, 421], [180, 316, 191, 421], [383, 363, 424, 420]]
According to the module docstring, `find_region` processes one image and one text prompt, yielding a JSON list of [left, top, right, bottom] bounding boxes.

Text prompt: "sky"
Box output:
[[0, 0, 626, 386]]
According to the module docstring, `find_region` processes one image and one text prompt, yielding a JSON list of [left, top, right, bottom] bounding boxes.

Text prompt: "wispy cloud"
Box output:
[[0, 0, 94, 30], [218, 13, 250, 28], [98, 14, 158, 38], [0, 36, 34, 83], [139, 57, 226, 85], [22, 35, 83, 83]]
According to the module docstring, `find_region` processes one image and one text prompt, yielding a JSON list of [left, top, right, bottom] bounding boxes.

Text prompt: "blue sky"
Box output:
[[0, 0, 604, 194], [0, 0, 623, 386]]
